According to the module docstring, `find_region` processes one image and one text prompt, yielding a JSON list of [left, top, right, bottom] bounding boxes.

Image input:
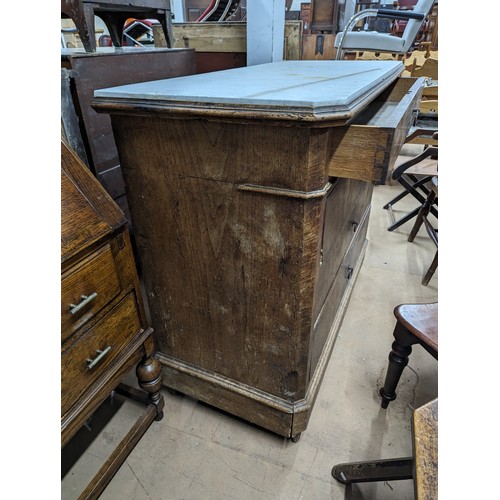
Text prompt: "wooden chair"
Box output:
[[385, 131, 438, 232], [380, 302, 438, 408], [408, 176, 438, 285], [334, 0, 435, 60]]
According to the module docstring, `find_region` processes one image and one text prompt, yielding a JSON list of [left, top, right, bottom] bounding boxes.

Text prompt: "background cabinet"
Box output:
[[61, 47, 196, 222]]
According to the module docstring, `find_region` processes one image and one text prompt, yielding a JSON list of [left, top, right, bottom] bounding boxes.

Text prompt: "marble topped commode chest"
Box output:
[[93, 61, 423, 440]]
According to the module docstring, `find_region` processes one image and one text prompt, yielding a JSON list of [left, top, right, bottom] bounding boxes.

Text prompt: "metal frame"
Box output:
[[335, 7, 426, 60], [335, 8, 379, 60]]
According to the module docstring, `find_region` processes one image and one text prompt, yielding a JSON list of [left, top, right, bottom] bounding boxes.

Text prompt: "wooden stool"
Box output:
[[408, 176, 438, 286], [61, 0, 174, 52], [380, 302, 438, 409]]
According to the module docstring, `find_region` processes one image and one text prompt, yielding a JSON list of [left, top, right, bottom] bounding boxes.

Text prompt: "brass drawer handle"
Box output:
[[69, 292, 97, 315], [86, 346, 111, 370]]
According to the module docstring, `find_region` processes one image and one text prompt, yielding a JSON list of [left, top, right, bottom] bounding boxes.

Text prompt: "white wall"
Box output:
[[171, 0, 185, 22], [247, 0, 286, 65]]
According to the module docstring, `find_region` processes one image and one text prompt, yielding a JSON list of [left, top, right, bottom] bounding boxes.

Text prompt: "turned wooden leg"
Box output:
[[380, 322, 417, 409], [136, 355, 165, 420]]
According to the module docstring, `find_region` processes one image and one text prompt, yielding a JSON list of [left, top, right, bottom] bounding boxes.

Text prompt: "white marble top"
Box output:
[[94, 60, 403, 110]]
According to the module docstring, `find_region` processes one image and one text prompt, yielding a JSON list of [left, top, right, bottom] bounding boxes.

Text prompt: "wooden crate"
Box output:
[[154, 20, 303, 60]]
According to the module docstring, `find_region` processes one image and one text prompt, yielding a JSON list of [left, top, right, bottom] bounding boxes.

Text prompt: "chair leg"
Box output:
[[383, 175, 432, 210], [332, 458, 413, 484], [422, 249, 438, 286], [380, 322, 417, 408], [387, 205, 421, 232], [408, 189, 436, 242]]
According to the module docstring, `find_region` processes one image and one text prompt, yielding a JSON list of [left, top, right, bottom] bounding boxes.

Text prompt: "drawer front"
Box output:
[[61, 292, 142, 416], [327, 77, 424, 184], [61, 243, 121, 343], [309, 206, 370, 378], [313, 179, 372, 319]]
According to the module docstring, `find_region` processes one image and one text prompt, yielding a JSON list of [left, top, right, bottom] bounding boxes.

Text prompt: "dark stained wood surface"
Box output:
[[395, 302, 438, 352], [61, 48, 196, 210], [61, 243, 121, 342], [61, 140, 125, 265]]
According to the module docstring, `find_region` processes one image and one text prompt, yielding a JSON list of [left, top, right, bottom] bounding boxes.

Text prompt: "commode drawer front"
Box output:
[[61, 292, 142, 415], [309, 205, 370, 378], [61, 243, 121, 343], [313, 179, 372, 319], [327, 77, 425, 184]]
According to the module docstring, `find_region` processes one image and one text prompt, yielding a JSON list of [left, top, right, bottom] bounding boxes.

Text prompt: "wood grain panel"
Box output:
[[61, 170, 110, 261], [61, 243, 121, 342], [109, 116, 332, 400], [327, 77, 424, 184]]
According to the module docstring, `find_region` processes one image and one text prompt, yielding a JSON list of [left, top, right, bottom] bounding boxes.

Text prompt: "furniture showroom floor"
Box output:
[[62, 173, 438, 500]]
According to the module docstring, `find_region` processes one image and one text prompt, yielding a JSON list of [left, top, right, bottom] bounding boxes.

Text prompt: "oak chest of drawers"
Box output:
[[61, 141, 164, 498], [93, 61, 423, 440]]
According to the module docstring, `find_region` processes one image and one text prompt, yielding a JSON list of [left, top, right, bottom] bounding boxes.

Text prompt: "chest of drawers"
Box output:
[[93, 61, 423, 439], [61, 141, 164, 498]]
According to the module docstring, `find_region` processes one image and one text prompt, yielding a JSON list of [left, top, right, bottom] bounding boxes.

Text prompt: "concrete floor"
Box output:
[[62, 180, 438, 500]]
